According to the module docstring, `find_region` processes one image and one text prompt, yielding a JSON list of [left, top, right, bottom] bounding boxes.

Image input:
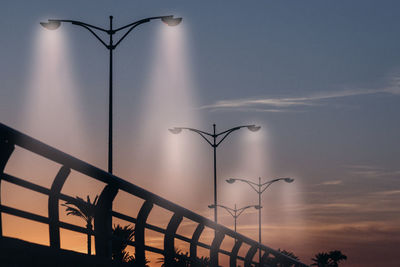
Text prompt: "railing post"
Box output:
[[94, 184, 118, 258], [261, 251, 270, 266], [48, 166, 70, 249], [135, 200, 153, 266], [210, 230, 225, 266], [0, 138, 14, 237], [244, 244, 258, 267], [190, 223, 204, 263], [230, 240, 243, 267], [164, 213, 183, 266]]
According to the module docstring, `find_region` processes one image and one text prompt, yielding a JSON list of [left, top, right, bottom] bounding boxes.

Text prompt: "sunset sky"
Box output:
[[1, 1, 400, 266]]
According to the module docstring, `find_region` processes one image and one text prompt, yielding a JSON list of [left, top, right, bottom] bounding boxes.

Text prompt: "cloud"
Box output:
[[208, 107, 299, 113], [372, 190, 400, 196], [345, 164, 400, 179], [320, 180, 343, 186], [200, 74, 400, 112], [302, 203, 359, 210]]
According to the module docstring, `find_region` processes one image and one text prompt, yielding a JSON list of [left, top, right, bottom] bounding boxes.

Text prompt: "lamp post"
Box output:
[[169, 124, 260, 223], [41, 15, 182, 174], [226, 177, 294, 266], [208, 203, 261, 238]]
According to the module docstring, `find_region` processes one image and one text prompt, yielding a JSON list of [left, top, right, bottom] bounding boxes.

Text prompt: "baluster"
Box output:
[[0, 138, 14, 237], [48, 166, 70, 248], [210, 230, 225, 266], [135, 200, 153, 265], [94, 184, 118, 258]]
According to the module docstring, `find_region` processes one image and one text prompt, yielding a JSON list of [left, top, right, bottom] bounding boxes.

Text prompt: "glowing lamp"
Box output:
[[284, 178, 294, 183], [161, 16, 182, 26], [40, 20, 61, 30], [226, 178, 236, 184], [247, 125, 261, 132], [168, 128, 182, 134]]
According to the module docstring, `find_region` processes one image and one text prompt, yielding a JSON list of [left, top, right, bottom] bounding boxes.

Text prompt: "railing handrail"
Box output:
[[0, 122, 308, 266]]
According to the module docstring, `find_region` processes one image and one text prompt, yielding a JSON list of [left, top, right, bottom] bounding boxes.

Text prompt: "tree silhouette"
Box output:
[[111, 224, 150, 266], [311, 252, 330, 267], [263, 248, 300, 267], [157, 248, 210, 267], [328, 250, 347, 267], [277, 248, 299, 260], [62, 195, 98, 255], [311, 251, 347, 267]]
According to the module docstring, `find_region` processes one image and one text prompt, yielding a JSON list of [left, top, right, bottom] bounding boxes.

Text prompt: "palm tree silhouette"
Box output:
[[62, 195, 98, 255], [278, 248, 300, 267], [328, 250, 347, 267], [311, 252, 330, 267], [277, 248, 299, 260], [157, 248, 210, 266], [112, 224, 134, 262], [263, 248, 300, 267], [111, 224, 149, 266], [311, 250, 347, 267]]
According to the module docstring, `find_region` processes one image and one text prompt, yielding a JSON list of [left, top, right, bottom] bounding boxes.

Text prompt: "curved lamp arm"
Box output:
[[215, 125, 260, 147], [260, 177, 294, 193], [226, 178, 260, 193], [236, 205, 261, 218], [227, 177, 294, 194], [113, 19, 151, 48], [114, 15, 176, 32], [169, 127, 213, 147], [52, 19, 108, 32], [208, 204, 235, 218], [113, 15, 181, 48], [41, 19, 109, 48]]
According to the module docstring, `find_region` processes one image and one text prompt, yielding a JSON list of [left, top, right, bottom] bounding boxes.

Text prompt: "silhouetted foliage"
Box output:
[[157, 248, 210, 267], [328, 250, 347, 267], [111, 224, 137, 264], [311, 250, 347, 267], [110, 224, 150, 266], [262, 248, 300, 267], [311, 252, 330, 267], [62, 195, 98, 255], [278, 248, 299, 260]]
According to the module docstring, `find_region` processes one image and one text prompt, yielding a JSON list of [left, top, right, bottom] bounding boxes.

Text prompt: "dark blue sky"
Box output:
[[1, 1, 400, 266]]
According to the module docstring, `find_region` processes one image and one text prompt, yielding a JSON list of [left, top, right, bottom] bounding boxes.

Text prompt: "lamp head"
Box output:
[[247, 125, 261, 132], [161, 16, 182, 26], [226, 178, 236, 184], [40, 20, 61, 30], [208, 204, 216, 209], [254, 205, 262, 210], [284, 177, 294, 183], [168, 128, 182, 134]]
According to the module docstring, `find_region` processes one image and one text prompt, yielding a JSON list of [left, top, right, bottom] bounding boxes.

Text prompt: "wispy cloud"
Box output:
[[372, 190, 400, 196], [296, 203, 360, 211], [200, 74, 400, 112], [346, 164, 400, 179], [319, 180, 343, 186]]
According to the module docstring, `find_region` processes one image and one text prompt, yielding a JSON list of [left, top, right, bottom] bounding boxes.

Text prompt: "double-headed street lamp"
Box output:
[[226, 177, 294, 265], [208, 203, 261, 237], [41, 15, 182, 174], [169, 124, 260, 223]]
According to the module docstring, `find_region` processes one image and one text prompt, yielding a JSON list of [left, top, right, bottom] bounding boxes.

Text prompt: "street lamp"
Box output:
[[169, 124, 260, 223], [41, 15, 182, 174], [226, 177, 294, 265], [208, 203, 261, 238]]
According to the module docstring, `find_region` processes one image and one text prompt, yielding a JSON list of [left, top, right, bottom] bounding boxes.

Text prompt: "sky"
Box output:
[[1, 1, 400, 266]]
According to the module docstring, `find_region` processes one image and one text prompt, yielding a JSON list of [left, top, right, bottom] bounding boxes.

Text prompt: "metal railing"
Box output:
[[0, 123, 308, 267]]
